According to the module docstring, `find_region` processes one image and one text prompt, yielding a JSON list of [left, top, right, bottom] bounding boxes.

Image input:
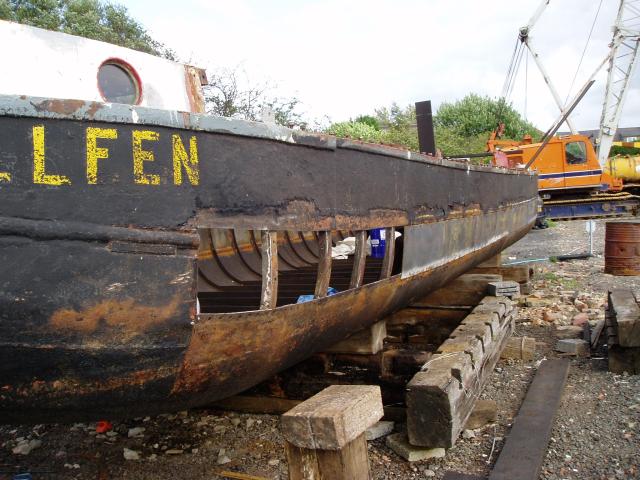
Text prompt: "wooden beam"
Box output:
[[406, 297, 515, 448], [411, 273, 503, 307], [324, 320, 387, 355], [379, 226, 396, 279], [281, 385, 383, 480], [501, 336, 536, 361], [349, 230, 367, 289], [489, 359, 570, 480], [314, 230, 332, 298], [608, 289, 640, 347], [285, 433, 370, 480], [281, 385, 383, 450], [259, 230, 278, 310], [213, 395, 301, 415]]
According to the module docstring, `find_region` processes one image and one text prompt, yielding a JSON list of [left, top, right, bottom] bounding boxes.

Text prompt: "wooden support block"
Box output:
[[478, 253, 502, 268], [465, 399, 497, 429], [282, 385, 383, 480], [501, 336, 536, 361], [325, 320, 386, 354], [411, 273, 502, 307], [285, 433, 370, 480], [214, 395, 301, 415], [406, 300, 514, 448], [608, 290, 640, 347], [608, 345, 640, 374], [470, 265, 530, 284], [281, 385, 383, 450]]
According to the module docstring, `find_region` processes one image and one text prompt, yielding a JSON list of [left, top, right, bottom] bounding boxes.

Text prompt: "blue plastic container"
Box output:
[[370, 228, 386, 259]]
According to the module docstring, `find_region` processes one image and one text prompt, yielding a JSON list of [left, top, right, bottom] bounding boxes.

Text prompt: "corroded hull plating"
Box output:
[[0, 95, 538, 422]]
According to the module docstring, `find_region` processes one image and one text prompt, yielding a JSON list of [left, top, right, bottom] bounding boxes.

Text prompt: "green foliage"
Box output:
[[435, 93, 540, 140], [3, 0, 175, 59], [354, 115, 379, 130], [0, 0, 14, 19], [610, 145, 640, 156], [325, 121, 382, 143], [328, 94, 541, 160], [434, 126, 489, 157]]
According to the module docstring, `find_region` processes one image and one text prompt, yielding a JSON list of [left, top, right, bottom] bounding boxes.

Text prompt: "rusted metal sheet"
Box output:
[[604, 221, 640, 275], [0, 94, 538, 422]]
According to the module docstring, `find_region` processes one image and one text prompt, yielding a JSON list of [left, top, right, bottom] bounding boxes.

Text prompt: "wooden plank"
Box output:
[[501, 336, 536, 361], [608, 344, 640, 374], [285, 433, 370, 480], [470, 265, 530, 284], [411, 274, 502, 307], [489, 359, 570, 480], [406, 299, 515, 448], [281, 385, 383, 450], [609, 289, 640, 347], [259, 230, 278, 310], [349, 230, 367, 289], [442, 473, 483, 480], [379, 226, 396, 279], [314, 230, 332, 298], [324, 320, 387, 355], [214, 395, 301, 414]]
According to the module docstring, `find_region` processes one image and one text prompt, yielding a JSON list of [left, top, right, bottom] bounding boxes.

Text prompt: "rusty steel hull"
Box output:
[[0, 95, 538, 423]]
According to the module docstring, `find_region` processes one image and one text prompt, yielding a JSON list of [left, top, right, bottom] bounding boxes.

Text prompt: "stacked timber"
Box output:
[[406, 296, 515, 448], [606, 289, 640, 374]]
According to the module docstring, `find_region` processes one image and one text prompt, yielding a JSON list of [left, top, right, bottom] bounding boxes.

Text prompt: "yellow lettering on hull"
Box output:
[[32, 125, 71, 185], [172, 134, 199, 185], [133, 130, 160, 185], [86, 127, 118, 184]]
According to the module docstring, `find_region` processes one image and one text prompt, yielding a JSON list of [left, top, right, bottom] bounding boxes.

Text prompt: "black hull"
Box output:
[[0, 95, 538, 422]]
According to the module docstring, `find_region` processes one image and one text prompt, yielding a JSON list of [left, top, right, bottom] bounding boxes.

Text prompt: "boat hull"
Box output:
[[0, 95, 538, 422]]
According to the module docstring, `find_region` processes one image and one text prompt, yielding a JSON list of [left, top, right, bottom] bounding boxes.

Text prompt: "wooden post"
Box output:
[[281, 385, 383, 480], [379, 226, 395, 279], [314, 230, 332, 298], [350, 231, 367, 289], [259, 230, 278, 310]]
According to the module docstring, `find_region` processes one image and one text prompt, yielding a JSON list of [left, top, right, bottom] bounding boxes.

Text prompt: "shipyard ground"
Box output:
[[1, 219, 639, 480]]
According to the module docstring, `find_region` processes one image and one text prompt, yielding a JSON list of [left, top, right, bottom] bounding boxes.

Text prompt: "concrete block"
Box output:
[[488, 281, 520, 298], [365, 420, 394, 440], [555, 339, 590, 357], [385, 433, 446, 462]]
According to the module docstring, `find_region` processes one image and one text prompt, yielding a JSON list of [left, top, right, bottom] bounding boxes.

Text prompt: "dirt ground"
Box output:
[[1, 219, 639, 480]]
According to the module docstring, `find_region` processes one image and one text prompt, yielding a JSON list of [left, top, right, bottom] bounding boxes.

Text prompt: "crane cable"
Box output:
[[497, 36, 526, 126], [563, 0, 604, 105]]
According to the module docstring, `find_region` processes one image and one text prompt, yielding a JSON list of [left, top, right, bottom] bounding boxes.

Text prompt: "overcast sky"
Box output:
[[126, 0, 638, 131]]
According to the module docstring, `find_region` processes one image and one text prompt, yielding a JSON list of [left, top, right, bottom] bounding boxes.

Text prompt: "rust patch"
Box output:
[[85, 101, 103, 118], [31, 99, 86, 115], [11, 366, 177, 399], [49, 297, 181, 336]]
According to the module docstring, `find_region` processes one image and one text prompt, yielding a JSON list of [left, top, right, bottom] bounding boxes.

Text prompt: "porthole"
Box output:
[[97, 59, 141, 105]]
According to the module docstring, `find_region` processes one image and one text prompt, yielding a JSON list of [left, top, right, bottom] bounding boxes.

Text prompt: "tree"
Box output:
[[0, 0, 175, 59], [435, 93, 540, 140], [204, 67, 307, 128]]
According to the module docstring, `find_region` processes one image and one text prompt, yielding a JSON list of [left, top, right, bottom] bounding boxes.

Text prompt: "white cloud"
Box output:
[[125, 0, 638, 130]]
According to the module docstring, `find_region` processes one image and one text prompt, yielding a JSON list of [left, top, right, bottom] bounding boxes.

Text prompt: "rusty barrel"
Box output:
[[605, 221, 640, 276]]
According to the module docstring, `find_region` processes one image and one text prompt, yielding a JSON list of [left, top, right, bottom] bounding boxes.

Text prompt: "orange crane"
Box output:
[[488, 0, 640, 222]]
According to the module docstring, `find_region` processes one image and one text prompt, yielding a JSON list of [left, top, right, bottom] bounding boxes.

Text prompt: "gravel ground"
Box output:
[[1, 219, 639, 480]]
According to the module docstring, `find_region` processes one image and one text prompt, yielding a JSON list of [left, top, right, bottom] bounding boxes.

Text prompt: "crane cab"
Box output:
[[500, 134, 623, 196]]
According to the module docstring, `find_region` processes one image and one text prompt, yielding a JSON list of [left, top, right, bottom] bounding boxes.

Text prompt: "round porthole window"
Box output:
[[97, 59, 141, 104]]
